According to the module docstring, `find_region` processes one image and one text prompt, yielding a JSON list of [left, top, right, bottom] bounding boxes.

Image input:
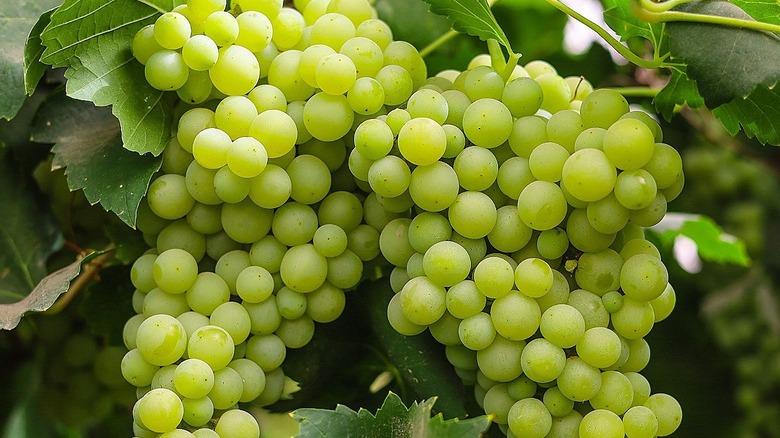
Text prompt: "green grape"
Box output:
[[502, 76, 543, 117], [234, 11, 273, 52], [509, 115, 548, 158], [215, 95, 258, 140], [614, 169, 657, 210], [286, 154, 331, 204], [280, 244, 328, 292], [214, 251, 252, 293], [305, 281, 347, 322], [557, 356, 602, 402], [244, 296, 282, 335], [540, 303, 586, 348], [628, 192, 667, 227], [186, 272, 230, 315], [209, 366, 244, 409], [407, 161, 459, 212], [346, 77, 385, 115], [567, 208, 616, 253], [448, 191, 497, 239], [387, 292, 427, 335], [514, 257, 553, 298], [178, 108, 216, 153], [299, 44, 337, 87], [543, 386, 575, 418], [226, 137, 268, 179], [213, 166, 251, 203], [445, 344, 478, 371], [276, 314, 316, 348], [473, 256, 515, 299], [487, 205, 533, 253], [528, 141, 569, 182], [476, 335, 525, 382], [132, 24, 163, 64], [383, 40, 427, 88], [429, 311, 461, 346], [587, 193, 629, 234], [375, 64, 414, 106], [234, 266, 274, 304], [561, 148, 616, 202], [205, 231, 242, 261], [575, 249, 623, 296], [204, 11, 239, 46], [352, 119, 392, 161], [136, 388, 184, 433], [574, 127, 606, 151], [589, 370, 633, 415], [620, 254, 668, 301], [214, 408, 260, 438], [462, 65, 504, 101], [221, 199, 273, 243], [579, 409, 624, 438], [248, 164, 291, 209], [272, 7, 306, 49], [441, 89, 471, 129], [132, 253, 159, 293], [491, 290, 541, 341], [396, 117, 446, 166], [516, 180, 567, 231], [367, 155, 411, 198], [122, 348, 160, 387], [536, 227, 568, 260], [187, 0, 226, 18], [173, 359, 214, 399], [546, 410, 583, 438], [309, 12, 356, 49], [458, 312, 497, 350], [567, 289, 610, 329], [453, 146, 498, 191], [187, 325, 235, 371], [181, 397, 213, 427], [649, 283, 676, 322], [642, 143, 682, 189], [303, 92, 354, 141], [576, 327, 623, 368], [270, 202, 317, 247], [546, 109, 584, 152], [446, 280, 487, 319], [507, 397, 553, 438], [210, 301, 252, 344], [245, 334, 286, 372], [524, 60, 557, 78], [192, 127, 232, 170], [162, 137, 194, 177], [422, 241, 472, 287], [249, 109, 297, 159], [535, 73, 571, 113], [153, 248, 199, 294], [143, 286, 190, 317], [623, 405, 659, 438], [276, 287, 308, 320], [398, 276, 447, 326], [580, 89, 630, 129], [148, 174, 196, 221], [210, 45, 260, 96], [611, 297, 655, 340], [406, 88, 448, 124], [267, 49, 315, 101], [603, 118, 655, 171], [315, 53, 357, 95], [602, 290, 624, 314], [520, 337, 566, 383], [154, 13, 191, 52], [181, 36, 218, 73], [144, 50, 190, 91], [461, 98, 513, 148], [482, 383, 515, 424], [248, 85, 287, 114], [496, 157, 534, 201], [355, 18, 392, 49]]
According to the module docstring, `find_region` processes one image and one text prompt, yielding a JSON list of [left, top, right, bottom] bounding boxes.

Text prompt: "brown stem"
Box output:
[[45, 249, 114, 314]]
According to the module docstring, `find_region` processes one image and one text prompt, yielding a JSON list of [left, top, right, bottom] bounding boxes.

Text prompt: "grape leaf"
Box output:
[[24, 9, 56, 96], [374, 0, 453, 49], [79, 264, 134, 344], [0, 160, 63, 310], [732, 0, 780, 24], [712, 84, 780, 145], [293, 391, 491, 438], [419, 0, 514, 53], [653, 67, 705, 121], [602, 0, 664, 44], [665, 1, 780, 108], [0, 0, 63, 120], [38, 0, 178, 156], [30, 92, 163, 227], [654, 214, 750, 267]]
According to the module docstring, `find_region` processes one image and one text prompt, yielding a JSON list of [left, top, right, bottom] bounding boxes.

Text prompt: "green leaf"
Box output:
[[657, 215, 751, 267], [732, 0, 780, 25], [0, 0, 63, 120], [105, 221, 149, 264], [374, 0, 453, 49], [419, 0, 514, 54], [0, 251, 104, 330], [653, 67, 705, 120], [293, 392, 491, 438], [602, 0, 664, 44], [24, 9, 56, 96], [30, 92, 162, 227], [665, 1, 780, 108], [79, 264, 134, 344], [39, 0, 177, 156], [0, 160, 63, 308], [712, 84, 780, 146]]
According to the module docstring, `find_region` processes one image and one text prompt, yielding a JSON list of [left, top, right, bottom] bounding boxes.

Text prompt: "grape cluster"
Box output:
[[363, 62, 685, 437], [125, 0, 684, 436]]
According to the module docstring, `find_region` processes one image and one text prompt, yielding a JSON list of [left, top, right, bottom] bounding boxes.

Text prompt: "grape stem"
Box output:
[[602, 86, 661, 98], [543, 0, 667, 69], [45, 249, 114, 315], [634, 0, 780, 34]]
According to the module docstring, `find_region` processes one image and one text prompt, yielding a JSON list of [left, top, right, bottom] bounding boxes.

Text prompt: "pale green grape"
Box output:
[[524, 60, 557, 78], [408, 161, 460, 212], [215, 95, 257, 140], [620, 254, 668, 301], [517, 180, 567, 231], [547, 410, 583, 438], [221, 199, 273, 243], [214, 408, 260, 438], [528, 142, 569, 182], [383, 40, 426, 88], [589, 370, 633, 415], [154, 12, 191, 50], [132, 24, 163, 65], [396, 276, 445, 326], [340, 36, 383, 78], [204, 11, 238, 46], [145, 50, 189, 91], [422, 240, 471, 287], [629, 192, 667, 227], [299, 44, 337, 88], [490, 290, 541, 341], [502, 76, 544, 117], [587, 193, 629, 234], [482, 383, 515, 424], [406, 88, 448, 124], [153, 248, 199, 295], [303, 92, 354, 141], [561, 148, 616, 202], [267, 49, 316, 101], [462, 65, 503, 101], [306, 281, 347, 322], [176, 70, 213, 104], [271, 7, 305, 49], [458, 312, 497, 350], [367, 155, 411, 198], [375, 64, 414, 106], [446, 280, 487, 319], [315, 53, 357, 95], [448, 191, 497, 239], [540, 304, 586, 348], [355, 18, 393, 50], [557, 356, 602, 402], [318, 191, 363, 233], [137, 388, 184, 433], [235, 266, 274, 304], [567, 289, 610, 329], [271, 202, 318, 247], [276, 287, 308, 319], [248, 85, 287, 114], [214, 166, 251, 203], [514, 257, 553, 299], [209, 366, 244, 409], [185, 273, 228, 316], [535, 73, 571, 113], [642, 143, 682, 189], [454, 146, 498, 191], [579, 409, 624, 438], [643, 393, 682, 436], [210, 45, 260, 96], [497, 157, 534, 200], [276, 315, 316, 348], [181, 397, 213, 427], [178, 108, 216, 153], [287, 154, 332, 204], [611, 297, 655, 340], [148, 174, 196, 220], [472, 256, 515, 299], [327, 0, 373, 26], [181, 35, 218, 72], [520, 337, 566, 383], [243, 296, 282, 335], [445, 344, 478, 370], [210, 301, 252, 344], [192, 127, 232, 169], [309, 12, 356, 49], [280, 244, 328, 292], [429, 311, 461, 346], [397, 117, 446, 166], [462, 98, 513, 148], [580, 89, 630, 129], [509, 115, 548, 158], [623, 405, 659, 438], [122, 348, 160, 387], [603, 118, 655, 170], [543, 386, 575, 418], [297, 138, 347, 171], [476, 335, 525, 382], [354, 119, 393, 160], [576, 326, 623, 369], [536, 228, 568, 260], [442, 89, 471, 128], [566, 208, 616, 253], [487, 205, 533, 254], [649, 283, 676, 322], [249, 109, 297, 158], [132, 253, 158, 293], [575, 249, 623, 296], [135, 314, 188, 367], [187, 325, 235, 371], [226, 137, 268, 178], [547, 109, 584, 152], [387, 291, 426, 335], [441, 123, 466, 159], [507, 397, 553, 438], [245, 334, 286, 372], [602, 290, 624, 314], [574, 127, 606, 151], [173, 358, 214, 399], [234, 11, 273, 52], [248, 164, 291, 209], [187, 0, 226, 18], [347, 76, 385, 115]]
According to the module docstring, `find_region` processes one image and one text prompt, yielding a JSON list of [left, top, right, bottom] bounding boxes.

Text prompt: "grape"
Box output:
[[271, 7, 306, 50], [540, 304, 585, 348], [623, 405, 659, 438], [154, 248, 199, 294], [209, 45, 260, 96], [423, 241, 472, 287], [132, 24, 163, 65], [136, 314, 188, 366], [520, 338, 566, 383], [603, 118, 655, 170], [454, 146, 498, 191], [611, 297, 655, 340], [517, 181, 567, 231], [473, 256, 515, 299], [462, 98, 513, 148], [557, 356, 602, 402], [590, 370, 634, 414], [214, 409, 260, 438], [155, 12, 192, 50], [182, 397, 214, 427], [476, 336, 524, 382], [490, 291, 541, 341], [448, 191, 497, 239], [399, 276, 447, 326], [614, 169, 658, 210], [173, 358, 215, 399], [508, 397, 552, 438], [316, 53, 357, 95], [580, 89, 630, 129], [367, 155, 411, 198], [459, 312, 497, 350], [204, 11, 239, 46], [579, 409, 624, 438], [187, 325, 235, 371], [145, 50, 189, 91], [515, 257, 553, 298], [561, 148, 616, 202]]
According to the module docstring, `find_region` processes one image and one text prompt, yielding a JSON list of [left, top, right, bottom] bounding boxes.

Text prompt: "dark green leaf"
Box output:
[[657, 215, 751, 267], [293, 392, 490, 438], [30, 93, 162, 226], [24, 8, 56, 96], [654, 67, 705, 120], [712, 84, 780, 145], [79, 264, 134, 345], [0, 160, 63, 308], [0, 251, 103, 330], [105, 221, 149, 264], [602, 0, 664, 44], [732, 0, 780, 24], [420, 0, 514, 53], [0, 0, 63, 120], [374, 0, 453, 49], [666, 1, 780, 107], [39, 0, 177, 156]]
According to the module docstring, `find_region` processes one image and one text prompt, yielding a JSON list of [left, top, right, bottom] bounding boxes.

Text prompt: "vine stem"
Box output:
[[635, 0, 780, 34], [543, 0, 665, 69], [603, 86, 661, 98], [44, 250, 114, 315]]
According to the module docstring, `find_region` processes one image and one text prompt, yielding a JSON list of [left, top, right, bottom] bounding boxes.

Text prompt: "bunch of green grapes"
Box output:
[[125, 0, 685, 436], [360, 59, 684, 437], [31, 310, 135, 434]]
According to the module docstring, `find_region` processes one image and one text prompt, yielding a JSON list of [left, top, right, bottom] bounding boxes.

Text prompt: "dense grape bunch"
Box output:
[[124, 0, 683, 436]]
